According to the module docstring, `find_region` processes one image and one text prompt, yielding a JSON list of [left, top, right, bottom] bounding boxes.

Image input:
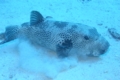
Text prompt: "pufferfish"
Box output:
[[0, 11, 109, 58]]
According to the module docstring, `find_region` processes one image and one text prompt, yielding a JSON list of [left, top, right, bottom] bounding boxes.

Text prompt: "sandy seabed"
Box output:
[[0, 0, 120, 80]]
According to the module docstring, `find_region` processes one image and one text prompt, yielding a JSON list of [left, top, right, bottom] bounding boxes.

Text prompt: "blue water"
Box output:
[[0, 0, 120, 80]]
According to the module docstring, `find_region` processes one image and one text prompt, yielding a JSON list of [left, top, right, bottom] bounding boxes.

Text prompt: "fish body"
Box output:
[[0, 11, 109, 57]]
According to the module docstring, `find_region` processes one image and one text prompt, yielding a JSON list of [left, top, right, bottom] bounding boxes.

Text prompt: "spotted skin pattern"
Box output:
[[0, 11, 109, 58]]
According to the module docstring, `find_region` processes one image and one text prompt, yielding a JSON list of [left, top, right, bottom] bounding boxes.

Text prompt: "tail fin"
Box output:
[[0, 25, 19, 44]]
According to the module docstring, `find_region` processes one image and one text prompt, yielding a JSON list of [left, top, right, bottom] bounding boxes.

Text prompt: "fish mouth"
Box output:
[[0, 39, 4, 44], [87, 36, 110, 57], [94, 36, 110, 56], [0, 33, 5, 44], [98, 37, 110, 54], [87, 51, 100, 57]]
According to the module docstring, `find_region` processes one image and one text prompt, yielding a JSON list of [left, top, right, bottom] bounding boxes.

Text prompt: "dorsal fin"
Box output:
[[30, 11, 44, 26]]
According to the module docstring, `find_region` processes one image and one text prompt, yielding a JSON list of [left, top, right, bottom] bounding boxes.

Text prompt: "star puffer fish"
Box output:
[[0, 11, 109, 58]]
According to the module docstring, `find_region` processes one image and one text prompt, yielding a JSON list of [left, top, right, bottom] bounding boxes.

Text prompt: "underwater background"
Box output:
[[0, 0, 120, 80]]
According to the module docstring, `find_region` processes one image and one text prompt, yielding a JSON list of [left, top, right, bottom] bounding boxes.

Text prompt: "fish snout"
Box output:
[[87, 36, 109, 57], [96, 36, 110, 55]]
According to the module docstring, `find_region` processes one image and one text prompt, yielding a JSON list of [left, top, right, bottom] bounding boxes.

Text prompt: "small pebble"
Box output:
[[108, 28, 120, 40]]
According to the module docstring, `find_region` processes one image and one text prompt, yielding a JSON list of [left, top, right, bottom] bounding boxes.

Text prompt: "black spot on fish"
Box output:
[[84, 35, 89, 40], [56, 39, 73, 58], [54, 21, 68, 29], [88, 28, 100, 40], [21, 22, 29, 27], [72, 25, 78, 29]]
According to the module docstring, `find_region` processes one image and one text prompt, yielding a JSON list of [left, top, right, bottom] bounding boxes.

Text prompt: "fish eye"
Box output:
[[84, 35, 89, 40], [99, 49, 106, 54]]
